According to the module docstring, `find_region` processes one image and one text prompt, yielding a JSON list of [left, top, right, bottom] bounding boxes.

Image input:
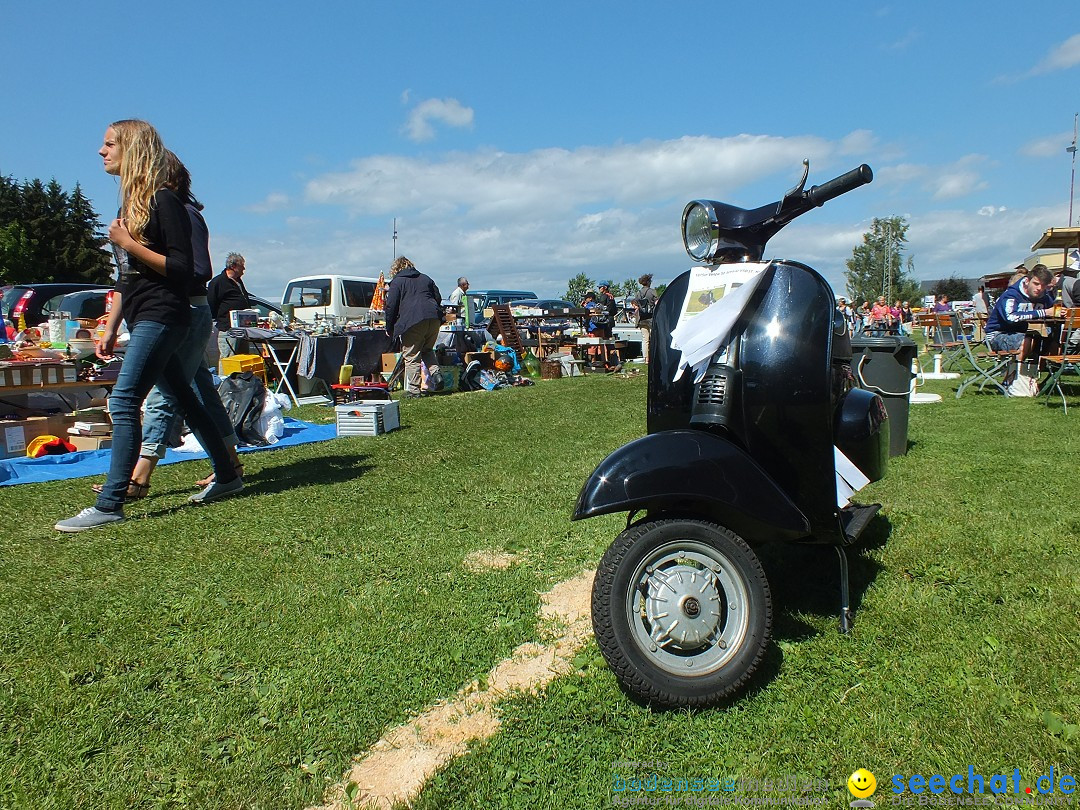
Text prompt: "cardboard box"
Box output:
[[0, 363, 78, 388], [0, 413, 85, 459], [381, 353, 401, 373], [2, 416, 54, 459], [65, 434, 112, 452], [464, 351, 493, 370]]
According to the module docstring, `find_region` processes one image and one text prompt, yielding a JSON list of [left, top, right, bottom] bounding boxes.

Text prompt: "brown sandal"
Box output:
[[195, 462, 244, 488], [90, 480, 150, 501]]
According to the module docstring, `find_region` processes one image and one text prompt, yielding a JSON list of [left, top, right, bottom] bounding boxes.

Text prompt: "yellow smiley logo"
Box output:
[[848, 768, 877, 799]]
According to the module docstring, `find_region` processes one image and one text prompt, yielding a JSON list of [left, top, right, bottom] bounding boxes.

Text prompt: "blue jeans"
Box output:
[[987, 332, 1025, 352], [141, 302, 237, 458], [95, 319, 238, 512]]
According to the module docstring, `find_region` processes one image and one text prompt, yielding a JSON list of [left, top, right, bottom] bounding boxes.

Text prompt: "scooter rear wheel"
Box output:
[[592, 518, 771, 709]]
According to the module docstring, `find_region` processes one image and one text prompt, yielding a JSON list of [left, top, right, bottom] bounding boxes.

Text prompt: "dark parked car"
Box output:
[[53, 288, 114, 322], [2, 283, 105, 328], [248, 294, 282, 319], [507, 298, 577, 311]]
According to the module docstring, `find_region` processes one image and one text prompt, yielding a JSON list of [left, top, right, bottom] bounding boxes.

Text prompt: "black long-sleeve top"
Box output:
[[207, 271, 252, 330], [115, 188, 193, 327]]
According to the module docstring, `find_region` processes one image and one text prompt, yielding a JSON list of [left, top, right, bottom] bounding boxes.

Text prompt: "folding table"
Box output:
[[249, 336, 301, 407]]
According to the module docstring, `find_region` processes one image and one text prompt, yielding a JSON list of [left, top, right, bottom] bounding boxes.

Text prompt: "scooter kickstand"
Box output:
[[836, 546, 854, 634]]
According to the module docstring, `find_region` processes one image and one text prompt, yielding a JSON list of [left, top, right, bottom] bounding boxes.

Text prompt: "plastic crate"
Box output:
[[335, 401, 401, 437], [220, 354, 267, 384]]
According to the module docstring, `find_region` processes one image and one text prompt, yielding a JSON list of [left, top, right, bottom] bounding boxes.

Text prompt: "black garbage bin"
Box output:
[[849, 334, 917, 457]]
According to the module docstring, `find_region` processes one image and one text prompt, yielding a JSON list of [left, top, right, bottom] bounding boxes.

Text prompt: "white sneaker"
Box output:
[[55, 506, 125, 533], [188, 476, 244, 504]]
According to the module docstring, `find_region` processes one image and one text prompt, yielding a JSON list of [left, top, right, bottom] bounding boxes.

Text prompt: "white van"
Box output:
[[282, 275, 381, 323]]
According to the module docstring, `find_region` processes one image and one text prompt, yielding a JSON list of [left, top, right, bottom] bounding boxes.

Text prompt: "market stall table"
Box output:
[[243, 329, 394, 406]]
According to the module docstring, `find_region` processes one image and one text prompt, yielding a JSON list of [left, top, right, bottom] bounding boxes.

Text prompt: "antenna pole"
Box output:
[[393, 218, 398, 258], [1068, 114, 1078, 227]]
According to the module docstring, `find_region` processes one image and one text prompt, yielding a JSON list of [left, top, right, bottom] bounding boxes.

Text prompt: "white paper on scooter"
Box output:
[[834, 445, 871, 508], [669, 262, 771, 382]]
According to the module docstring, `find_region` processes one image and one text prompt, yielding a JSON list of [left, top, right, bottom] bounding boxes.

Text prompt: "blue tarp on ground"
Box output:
[[0, 417, 338, 486]]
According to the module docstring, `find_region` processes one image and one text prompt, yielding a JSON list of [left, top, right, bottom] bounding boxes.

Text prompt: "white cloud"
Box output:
[[927, 155, 990, 200], [304, 134, 839, 218], [403, 97, 475, 142], [244, 192, 290, 214], [1029, 33, 1080, 75], [232, 133, 1062, 303], [875, 155, 989, 200], [1020, 132, 1075, 158], [884, 28, 920, 51], [929, 171, 987, 201], [248, 133, 869, 297], [839, 130, 877, 155]]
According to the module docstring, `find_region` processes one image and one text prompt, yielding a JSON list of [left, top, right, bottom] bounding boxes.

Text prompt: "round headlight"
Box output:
[[682, 201, 719, 262]]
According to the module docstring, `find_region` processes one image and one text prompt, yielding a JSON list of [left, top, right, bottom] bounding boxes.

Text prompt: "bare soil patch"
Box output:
[[310, 570, 594, 810]]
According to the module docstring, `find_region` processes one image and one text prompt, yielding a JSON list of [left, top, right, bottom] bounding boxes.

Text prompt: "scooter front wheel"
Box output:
[[591, 518, 771, 709]]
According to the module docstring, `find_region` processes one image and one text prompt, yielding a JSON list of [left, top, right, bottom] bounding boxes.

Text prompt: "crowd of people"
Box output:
[[575, 275, 657, 367], [836, 296, 914, 336]]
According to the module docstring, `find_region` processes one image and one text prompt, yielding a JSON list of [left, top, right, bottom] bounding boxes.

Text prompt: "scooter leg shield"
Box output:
[[573, 430, 810, 542]]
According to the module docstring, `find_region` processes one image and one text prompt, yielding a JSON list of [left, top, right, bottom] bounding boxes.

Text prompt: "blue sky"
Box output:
[[3, 1, 1078, 302]]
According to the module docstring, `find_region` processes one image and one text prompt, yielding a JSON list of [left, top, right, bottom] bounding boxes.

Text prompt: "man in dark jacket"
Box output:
[[384, 256, 443, 397], [207, 252, 252, 360]]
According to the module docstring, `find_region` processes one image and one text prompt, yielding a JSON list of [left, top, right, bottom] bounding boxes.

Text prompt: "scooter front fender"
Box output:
[[572, 430, 810, 542]]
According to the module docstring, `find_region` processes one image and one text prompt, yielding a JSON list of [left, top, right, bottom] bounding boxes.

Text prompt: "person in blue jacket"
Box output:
[[985, 264, 1055, 391], [985, 265, 1054, 353]]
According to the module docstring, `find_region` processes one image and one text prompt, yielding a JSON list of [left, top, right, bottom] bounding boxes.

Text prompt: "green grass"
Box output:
[[1, 370, 1078, 808]]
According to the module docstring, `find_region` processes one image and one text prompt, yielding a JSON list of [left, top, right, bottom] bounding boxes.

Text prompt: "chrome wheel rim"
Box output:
[[624, 539, 752, 676]]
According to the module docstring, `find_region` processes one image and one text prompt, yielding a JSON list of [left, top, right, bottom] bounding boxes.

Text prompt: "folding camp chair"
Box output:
[[1038, 308, 1080, 413], [953, 312, 1012, 398], [927, 312, 966, 370]]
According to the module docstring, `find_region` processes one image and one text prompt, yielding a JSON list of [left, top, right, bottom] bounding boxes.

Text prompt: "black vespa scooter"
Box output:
[[573, 162, 888, 709]]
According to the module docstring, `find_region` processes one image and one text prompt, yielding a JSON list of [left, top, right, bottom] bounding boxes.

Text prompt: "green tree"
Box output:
[[0, 221, 35, 285], [844, 215, 921, 305], [930, 275, 972, 302], [564, 272, 593, 305], [0, 173, 112, 284]]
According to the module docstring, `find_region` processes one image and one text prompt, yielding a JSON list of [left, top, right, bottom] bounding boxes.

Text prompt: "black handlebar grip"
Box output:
[[807, 164, 873, 207]]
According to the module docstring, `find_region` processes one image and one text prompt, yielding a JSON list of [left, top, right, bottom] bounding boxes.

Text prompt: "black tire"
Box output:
[[591, 518, 772, 709]]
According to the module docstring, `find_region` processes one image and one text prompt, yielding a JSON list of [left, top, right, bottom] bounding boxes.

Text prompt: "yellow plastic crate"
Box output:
[[220, 354, 267, 384]]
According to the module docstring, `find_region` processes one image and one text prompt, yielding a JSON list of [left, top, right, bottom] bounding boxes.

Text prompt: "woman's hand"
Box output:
[[107, 218, 135, 251], [96, 326, 118, 360]]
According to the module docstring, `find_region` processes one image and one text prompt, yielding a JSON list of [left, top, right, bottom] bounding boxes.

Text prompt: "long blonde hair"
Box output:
[[110, 119, 168, 243]]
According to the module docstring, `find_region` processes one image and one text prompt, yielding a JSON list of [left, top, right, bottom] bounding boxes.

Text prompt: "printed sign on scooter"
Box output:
[[670, 262, 771, 381]]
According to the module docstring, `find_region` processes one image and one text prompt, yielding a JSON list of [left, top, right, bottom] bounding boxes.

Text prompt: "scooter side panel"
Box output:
[[647, 270, 696, 434], [737, 262, 841, 537], [572, 430, 811, 542]]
